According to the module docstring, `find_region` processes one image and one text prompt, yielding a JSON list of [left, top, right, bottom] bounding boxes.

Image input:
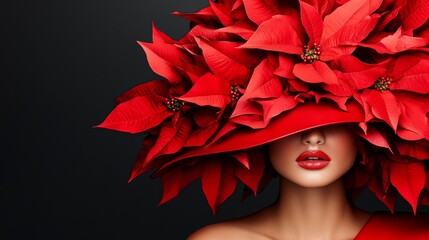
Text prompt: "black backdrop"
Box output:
[[2, 1, 427, 239]]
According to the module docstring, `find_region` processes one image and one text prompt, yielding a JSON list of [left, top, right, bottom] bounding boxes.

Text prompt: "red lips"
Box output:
[[296, 150, 331, 170]]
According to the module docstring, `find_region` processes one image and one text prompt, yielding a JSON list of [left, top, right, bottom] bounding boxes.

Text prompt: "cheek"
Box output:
[[268, 138, 301, 175]]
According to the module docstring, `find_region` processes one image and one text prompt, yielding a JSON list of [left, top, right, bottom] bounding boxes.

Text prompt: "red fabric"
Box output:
[[355, 213, 429, 240]]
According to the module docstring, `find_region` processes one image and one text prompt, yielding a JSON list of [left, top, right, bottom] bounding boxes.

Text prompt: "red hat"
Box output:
[[98, 0, 429, 214]]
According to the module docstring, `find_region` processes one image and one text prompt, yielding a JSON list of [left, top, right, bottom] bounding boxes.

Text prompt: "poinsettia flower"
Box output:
[[97, 80, 178, 134], [353, 54, 429, 139], [240, 0, 383, 85]]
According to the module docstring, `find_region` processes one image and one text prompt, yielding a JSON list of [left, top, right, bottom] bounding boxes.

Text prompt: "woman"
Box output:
[[188, 124, 429, 239], [98, 0, 429, 239]]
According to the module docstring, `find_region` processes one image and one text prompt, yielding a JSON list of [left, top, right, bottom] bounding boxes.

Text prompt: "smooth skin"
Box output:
[[188, 124, 371, 240]]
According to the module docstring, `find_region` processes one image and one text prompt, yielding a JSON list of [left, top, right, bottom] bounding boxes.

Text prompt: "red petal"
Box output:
[[151, 23, 176, 44], [367, 173, 397, 213], [321, 15, 380, 60], [360, 28, 427, 54], [236, 147, 266, 194], [293, 62, 338, 85], [321, 0, 382, 42], [357, 124, 392, 151], [243, 57, 282, 99], [395, 139, 429, 160], [395, 92, 429, 140], [260, 94, 298, 125], [209, 1, 234, 26], [242, 0, 296, 25], [138, 42, 193, 87], [115, 80, 169, 104], [274, 54, 296, 79], [368, 174, 396, 213], [128, 135, 157, 182], [144, 118, 193, 165], [399, 0, 429, 31], [217, 20, 257, 40], [206, 121, 239, 146], [159, 161, 202, 205], [324, 56, 386, 96], [300, 0, 323, 45], [231, 151, 250, 169], [97, 96, 173, 134], [390, 161, 426, 214], [391, 55, 429, 94], [185, 123, 219, 147], [196, 38, 258, 86], [178, 73, 231, 109], [202, 160, 237, 215], [355, 90, 400, 130], [241, 15, 305, 54], [172, 7, 219, 27]]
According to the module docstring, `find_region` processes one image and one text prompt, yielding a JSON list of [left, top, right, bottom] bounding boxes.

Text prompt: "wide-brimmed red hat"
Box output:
[[98, 0, 429, 214]]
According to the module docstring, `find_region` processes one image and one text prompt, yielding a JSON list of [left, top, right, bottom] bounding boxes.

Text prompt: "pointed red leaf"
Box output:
[[217, 20, 256, 40], [395, 139, 429, 160], [391, 56, 429, 94], [260, 94, 298, 125], [357, 124, 392, 151], [395, 92, 429, 140], [138, 42, 192, 85], [144, 118, 193, 165], [172, 7, 219, 27], [230, 151, 250, 169], [202, 160, 237, 215], [324, 55, 386, 96], [185, 123, 219, 147], [236, 147, 266, 195], [300, 0, 323, 45], [274, 54, 295, 79], [399, 0, 429, 31], [243, 58, 282, 99], [206, 121, 239, 146], [390, 161, 426, 214], [321, 14, 380, 60], [209, 0, 234, 26], [115, 80, 170, 104], [97, 96, 173, 134], [159, 162, 202, 205], [367, 173, 396, 213], [293, 61, 338, 85], [128, 135, 157, 182], [356, 90, 400, 130], [152, 23, 176, 44], [178, 73, 231, 109], [241, 0, 296, 25], [241, 15, 305, 54], [321, 0, 382, 42], [196, 38, 258, 86]]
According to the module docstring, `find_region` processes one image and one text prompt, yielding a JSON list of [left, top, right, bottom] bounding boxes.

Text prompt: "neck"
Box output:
[[270, 178, 366, 240]]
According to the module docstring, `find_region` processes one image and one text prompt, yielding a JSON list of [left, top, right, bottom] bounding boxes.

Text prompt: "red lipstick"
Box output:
[[296, 150, 331, 170]]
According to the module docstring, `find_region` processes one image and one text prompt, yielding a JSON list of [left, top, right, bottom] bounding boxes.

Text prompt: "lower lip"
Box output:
[[297, 160, 330, 170]]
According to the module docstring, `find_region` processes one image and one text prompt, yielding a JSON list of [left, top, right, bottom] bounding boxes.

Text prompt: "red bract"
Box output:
[[99, 0, 429, 215], [353, 54, 429, 140]]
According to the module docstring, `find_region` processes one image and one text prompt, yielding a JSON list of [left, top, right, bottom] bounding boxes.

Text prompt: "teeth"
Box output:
[[307, 157, 320, 160]]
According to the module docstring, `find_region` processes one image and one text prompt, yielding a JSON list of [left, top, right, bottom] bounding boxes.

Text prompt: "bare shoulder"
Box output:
[[187, 222, 262, 240], [187, 210, 274, 240]]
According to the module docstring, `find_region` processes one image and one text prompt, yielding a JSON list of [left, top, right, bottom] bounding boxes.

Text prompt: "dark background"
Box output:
[[2, 1, 426, 239]]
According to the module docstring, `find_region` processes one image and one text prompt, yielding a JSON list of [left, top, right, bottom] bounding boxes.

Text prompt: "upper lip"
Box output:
[[296, 150, 331, 162]]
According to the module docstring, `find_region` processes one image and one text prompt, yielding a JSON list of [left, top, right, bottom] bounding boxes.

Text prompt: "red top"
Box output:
[[354, 212, 429, 240]]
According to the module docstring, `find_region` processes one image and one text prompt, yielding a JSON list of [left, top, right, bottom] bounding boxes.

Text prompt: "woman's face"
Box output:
[[268, 124, 358, 188]]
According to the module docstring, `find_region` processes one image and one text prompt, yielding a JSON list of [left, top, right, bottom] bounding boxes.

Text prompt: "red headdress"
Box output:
[[98, 0, 429, 215]]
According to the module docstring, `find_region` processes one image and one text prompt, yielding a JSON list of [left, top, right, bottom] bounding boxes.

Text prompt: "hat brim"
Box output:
[[164, 100, 365, 167]]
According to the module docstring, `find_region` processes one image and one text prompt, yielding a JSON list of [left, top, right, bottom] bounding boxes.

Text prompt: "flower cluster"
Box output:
[[99, 0, 429, 214]]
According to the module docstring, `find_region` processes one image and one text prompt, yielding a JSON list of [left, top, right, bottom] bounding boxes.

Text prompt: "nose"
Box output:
[[301, 128, 325, 146]]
